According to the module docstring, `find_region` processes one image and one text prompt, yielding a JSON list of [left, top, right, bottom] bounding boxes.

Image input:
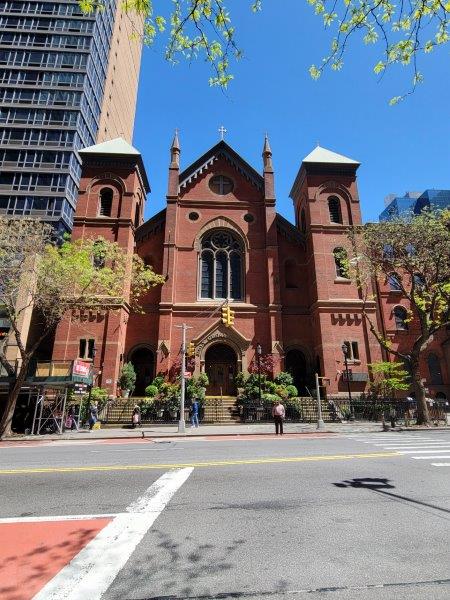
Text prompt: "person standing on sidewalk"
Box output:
[[190, 399, 200, 428], [272, 400, 285, 435]]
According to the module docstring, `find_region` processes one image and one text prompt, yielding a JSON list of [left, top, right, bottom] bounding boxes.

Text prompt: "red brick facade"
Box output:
[[52, 137, 449, 401]]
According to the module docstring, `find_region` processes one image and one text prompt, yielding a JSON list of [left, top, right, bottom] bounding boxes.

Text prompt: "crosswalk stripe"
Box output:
[[399, 449, 450, 454], [376, 444, 450, 449], [431, 463, 450, 466], [412, 455, 450, 459]]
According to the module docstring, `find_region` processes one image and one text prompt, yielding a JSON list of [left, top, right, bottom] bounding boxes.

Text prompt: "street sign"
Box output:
[[73, 382, 88, 395]]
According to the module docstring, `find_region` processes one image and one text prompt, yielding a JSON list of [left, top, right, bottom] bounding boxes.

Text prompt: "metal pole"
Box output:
[[315, 373, 325, 430], [179, 322, 187, 433], [258, 353, 261, 405], [344, 354, 354, 421]]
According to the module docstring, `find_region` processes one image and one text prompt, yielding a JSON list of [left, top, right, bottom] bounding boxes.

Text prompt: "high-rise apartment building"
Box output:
[[0, 0, 143, 234]]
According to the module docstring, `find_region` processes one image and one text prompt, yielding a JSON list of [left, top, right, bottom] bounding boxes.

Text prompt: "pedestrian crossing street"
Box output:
[[346, 433, 450, 468]]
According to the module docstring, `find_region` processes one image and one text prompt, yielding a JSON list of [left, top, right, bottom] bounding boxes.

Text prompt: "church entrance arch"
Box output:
[[205, 343, 237, 396], [285, 349, 312, 396], [129, 347, 154, 396]]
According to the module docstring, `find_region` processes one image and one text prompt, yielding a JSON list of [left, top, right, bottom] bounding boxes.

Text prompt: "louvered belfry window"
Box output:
[[328, 196, 342, 223], [199, 231, 243, 300], [99, 188, 113, 217]]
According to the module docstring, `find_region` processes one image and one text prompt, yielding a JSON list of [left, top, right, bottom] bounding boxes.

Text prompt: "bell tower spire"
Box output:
[[262, 133, 275, 201], [167, 129, 180, 198]]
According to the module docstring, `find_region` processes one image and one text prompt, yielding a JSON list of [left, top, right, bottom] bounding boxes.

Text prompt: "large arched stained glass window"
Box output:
[[199, 230, 244, 300]]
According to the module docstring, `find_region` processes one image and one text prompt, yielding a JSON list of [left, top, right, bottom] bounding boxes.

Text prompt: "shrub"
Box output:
[[275, 385, 289, 399], [234, 371, 247, 387], [274, 371, 293, 387], [262, 393, 280, 406], [139, 397, 155, 417], [263, 380, 277, 394], [157, 383, 180, 413], [119, 362, 136, 393], [151, 375, 165, 390], [197, 372, 209, 388], [286, 385, 298, 398], [145, 384, 158, 397], [285, 396, 303, 418]]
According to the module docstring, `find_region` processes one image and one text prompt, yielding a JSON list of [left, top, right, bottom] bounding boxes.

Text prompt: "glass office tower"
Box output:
[[0, 0, 142, 234]]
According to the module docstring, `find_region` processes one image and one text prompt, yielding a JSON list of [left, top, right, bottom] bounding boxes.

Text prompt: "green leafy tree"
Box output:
[[368, 361, 410, 397], [80, 1, 449, 99], [0, 218, 165, 437], [346, 210, 450, 424]]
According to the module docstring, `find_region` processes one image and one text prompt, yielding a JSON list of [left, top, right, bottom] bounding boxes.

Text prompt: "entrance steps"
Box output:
[[204, 396, 240, 423], [296, 397, 334, 422]]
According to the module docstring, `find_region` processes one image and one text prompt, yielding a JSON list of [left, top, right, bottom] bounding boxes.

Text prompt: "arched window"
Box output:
[[300, 208, 306, 233], [388, 273, 402, 291], [328, 196, 342, 224], [427, 353, 443, 385], [285, 259, 297, 288], [333, 247, 348, 278], [199, 230, 243, 300], [98, 187, 113, 217], [393, 306, 408, 330]]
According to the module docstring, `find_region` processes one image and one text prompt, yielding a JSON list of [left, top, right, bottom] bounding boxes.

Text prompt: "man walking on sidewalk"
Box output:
[[272, 400, 285, 435]]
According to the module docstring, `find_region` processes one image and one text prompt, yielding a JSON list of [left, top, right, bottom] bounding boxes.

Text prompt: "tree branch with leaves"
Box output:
[[80, 1, 449, 100], [345, 209, 450, 424], [0, 218, 165, 437]]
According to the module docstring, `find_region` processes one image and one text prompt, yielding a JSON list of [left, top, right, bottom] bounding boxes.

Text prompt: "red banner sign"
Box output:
[[72, 359, 92, 378]]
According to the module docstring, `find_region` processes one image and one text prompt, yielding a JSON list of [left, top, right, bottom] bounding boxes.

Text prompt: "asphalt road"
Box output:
[[1, 430, 449, 600]]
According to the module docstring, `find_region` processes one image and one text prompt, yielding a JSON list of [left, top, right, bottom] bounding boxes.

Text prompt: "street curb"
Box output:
[[1, 428, 395, 443]]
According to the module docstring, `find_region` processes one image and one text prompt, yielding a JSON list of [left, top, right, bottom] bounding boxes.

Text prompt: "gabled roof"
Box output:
[[79, 137, 141, 156], [302, 145, 360, 166], [78, 137, 149, 192], [179, 140, 264, 191]]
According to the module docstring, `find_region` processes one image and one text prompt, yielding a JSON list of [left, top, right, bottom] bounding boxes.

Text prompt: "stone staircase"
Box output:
[[204, 396, 240, 424], [295, 396, 335, 422]]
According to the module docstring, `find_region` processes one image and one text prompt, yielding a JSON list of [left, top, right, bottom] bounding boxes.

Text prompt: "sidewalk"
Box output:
[[5, 420, 447, 442]]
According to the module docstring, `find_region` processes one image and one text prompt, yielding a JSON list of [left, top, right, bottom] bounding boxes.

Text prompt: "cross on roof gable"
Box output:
[[179, 140, 264, 191]]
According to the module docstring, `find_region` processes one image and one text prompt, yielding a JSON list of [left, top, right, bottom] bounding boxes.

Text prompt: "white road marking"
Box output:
[[0, 513, 118, 524], [398, 449, 450, 454], [431, 463, 450, 466], [412, 456, 450, 460], [377, 444, 450, 449], [32, 467, 193, 600]]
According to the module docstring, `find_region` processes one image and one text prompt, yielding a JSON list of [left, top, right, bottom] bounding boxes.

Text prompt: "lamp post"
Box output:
[[256, 343, 262, 405], [341, 343, 354, 421]]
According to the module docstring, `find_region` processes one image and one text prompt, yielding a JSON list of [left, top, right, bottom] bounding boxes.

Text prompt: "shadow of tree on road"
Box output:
[[0, 526, 102, 600], [106, 528, 293, 600]]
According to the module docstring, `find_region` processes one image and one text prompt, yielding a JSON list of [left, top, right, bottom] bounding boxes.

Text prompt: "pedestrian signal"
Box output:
[[187, 341, 195, 357]]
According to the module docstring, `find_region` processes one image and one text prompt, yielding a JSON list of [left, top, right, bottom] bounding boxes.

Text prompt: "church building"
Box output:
[[51, 134, 449, 402]]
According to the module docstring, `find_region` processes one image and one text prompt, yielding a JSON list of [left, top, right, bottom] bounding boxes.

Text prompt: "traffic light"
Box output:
[[221, 305, 230, 326], [221, 305, 235, 327], [187, 341, 195, 357]]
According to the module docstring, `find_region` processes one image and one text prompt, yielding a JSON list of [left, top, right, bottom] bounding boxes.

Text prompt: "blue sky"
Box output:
[[133, 1, 450, 224]]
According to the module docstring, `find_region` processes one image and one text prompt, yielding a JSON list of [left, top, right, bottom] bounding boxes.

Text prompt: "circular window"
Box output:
[[188, 211, 199, 221], [244, 213, 254, 223], [209, 175, 234, 195]]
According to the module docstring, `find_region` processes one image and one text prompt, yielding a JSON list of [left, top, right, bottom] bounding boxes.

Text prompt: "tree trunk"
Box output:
[[0, 361, 29, 439], [411, 360, 429, 425]]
